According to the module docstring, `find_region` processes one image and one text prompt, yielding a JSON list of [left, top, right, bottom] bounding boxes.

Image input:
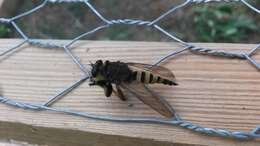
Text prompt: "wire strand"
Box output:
[[0, 0, 259, 139]]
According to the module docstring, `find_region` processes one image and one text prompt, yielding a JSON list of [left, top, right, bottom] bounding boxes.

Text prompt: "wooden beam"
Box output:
[[0, 39, 259, 146]]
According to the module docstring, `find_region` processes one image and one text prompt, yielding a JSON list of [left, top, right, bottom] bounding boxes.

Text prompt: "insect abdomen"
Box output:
[[132, 71, 175, 85]]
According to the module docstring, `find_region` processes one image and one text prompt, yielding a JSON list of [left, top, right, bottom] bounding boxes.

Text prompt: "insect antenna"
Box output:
[[89, 61, 94, 67]]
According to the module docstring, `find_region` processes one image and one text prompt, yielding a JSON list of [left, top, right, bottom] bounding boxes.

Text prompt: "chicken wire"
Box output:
[[0, 0, 260, 139]]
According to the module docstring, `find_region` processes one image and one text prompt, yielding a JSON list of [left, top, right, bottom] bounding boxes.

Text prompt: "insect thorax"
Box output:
[[91, 60, 133, 84], [103, 61, 133, 84]]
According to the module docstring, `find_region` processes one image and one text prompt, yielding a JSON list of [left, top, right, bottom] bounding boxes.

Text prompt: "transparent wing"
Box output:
[[120, 82, 175, 118], [127, 63, 176, 82]]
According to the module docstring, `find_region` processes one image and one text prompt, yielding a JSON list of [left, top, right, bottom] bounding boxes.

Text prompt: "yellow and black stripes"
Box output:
[[132, 71, 176, 85]]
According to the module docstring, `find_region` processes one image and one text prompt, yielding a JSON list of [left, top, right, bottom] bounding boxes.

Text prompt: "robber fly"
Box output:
[[89, 60, 178, 118]]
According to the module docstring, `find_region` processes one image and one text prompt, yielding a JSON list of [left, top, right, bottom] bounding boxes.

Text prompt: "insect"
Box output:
[[89, 60, 178, 118]]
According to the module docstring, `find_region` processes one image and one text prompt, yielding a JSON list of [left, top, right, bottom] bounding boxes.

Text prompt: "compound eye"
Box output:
[[96, 60, 103, 66], [91, 67, 98, 77]]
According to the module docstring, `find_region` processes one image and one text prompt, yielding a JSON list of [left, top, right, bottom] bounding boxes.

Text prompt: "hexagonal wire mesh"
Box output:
[[0, 0, 260, 139]]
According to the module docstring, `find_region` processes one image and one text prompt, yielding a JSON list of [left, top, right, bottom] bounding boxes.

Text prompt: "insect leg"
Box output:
[[116, 85, 127, 101], [104, 83, 113, 97], [89, 81, 97, 86]]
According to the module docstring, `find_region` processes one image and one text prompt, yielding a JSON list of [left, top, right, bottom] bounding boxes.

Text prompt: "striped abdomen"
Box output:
[[132, 71, 176, 85]]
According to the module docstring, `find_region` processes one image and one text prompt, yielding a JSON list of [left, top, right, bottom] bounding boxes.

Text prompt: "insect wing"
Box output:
[[127, 63, 176, 82], [120, 83, 175, 118]]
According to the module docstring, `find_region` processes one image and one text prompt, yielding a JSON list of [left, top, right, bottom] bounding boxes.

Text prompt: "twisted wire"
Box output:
[[0, 18, 10, 24], [0, 94, 259, 139], [28, 40, 64, 49], [109, 19, 152, 25], [0, 0, 259, 139], [189, 46, 246, 59], [192, 0, 240, 3], [47, 0, 86, 3]]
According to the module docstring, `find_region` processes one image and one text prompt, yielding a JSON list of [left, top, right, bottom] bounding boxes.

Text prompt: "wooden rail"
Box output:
[[0, 39, 259, 146]]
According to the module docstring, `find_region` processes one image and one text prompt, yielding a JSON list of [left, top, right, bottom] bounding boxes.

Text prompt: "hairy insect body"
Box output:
[[103, 61, 133, 84]]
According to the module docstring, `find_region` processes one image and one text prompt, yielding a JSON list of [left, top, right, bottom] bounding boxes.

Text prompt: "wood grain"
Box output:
[[0, 39, 260, 146]]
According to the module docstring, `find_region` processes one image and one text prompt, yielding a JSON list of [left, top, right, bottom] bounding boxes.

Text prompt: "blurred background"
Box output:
[[0, 0, 259, 43]]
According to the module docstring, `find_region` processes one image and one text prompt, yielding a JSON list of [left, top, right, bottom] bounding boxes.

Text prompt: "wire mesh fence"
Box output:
[[0, 0, 259, 139]]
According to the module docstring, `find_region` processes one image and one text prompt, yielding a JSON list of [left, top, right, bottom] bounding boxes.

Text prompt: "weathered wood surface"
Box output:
[[0, 39, 260, 146]]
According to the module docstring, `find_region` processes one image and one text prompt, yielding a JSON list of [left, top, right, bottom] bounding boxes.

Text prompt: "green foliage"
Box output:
[[193, 5, 258, 42], [0, 25, 11, 38], [67, 3, 86, 20], [105, 27, 134, 40]]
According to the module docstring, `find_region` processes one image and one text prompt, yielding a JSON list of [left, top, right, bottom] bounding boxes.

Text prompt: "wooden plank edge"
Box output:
[[0, 121, 200, 146]]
